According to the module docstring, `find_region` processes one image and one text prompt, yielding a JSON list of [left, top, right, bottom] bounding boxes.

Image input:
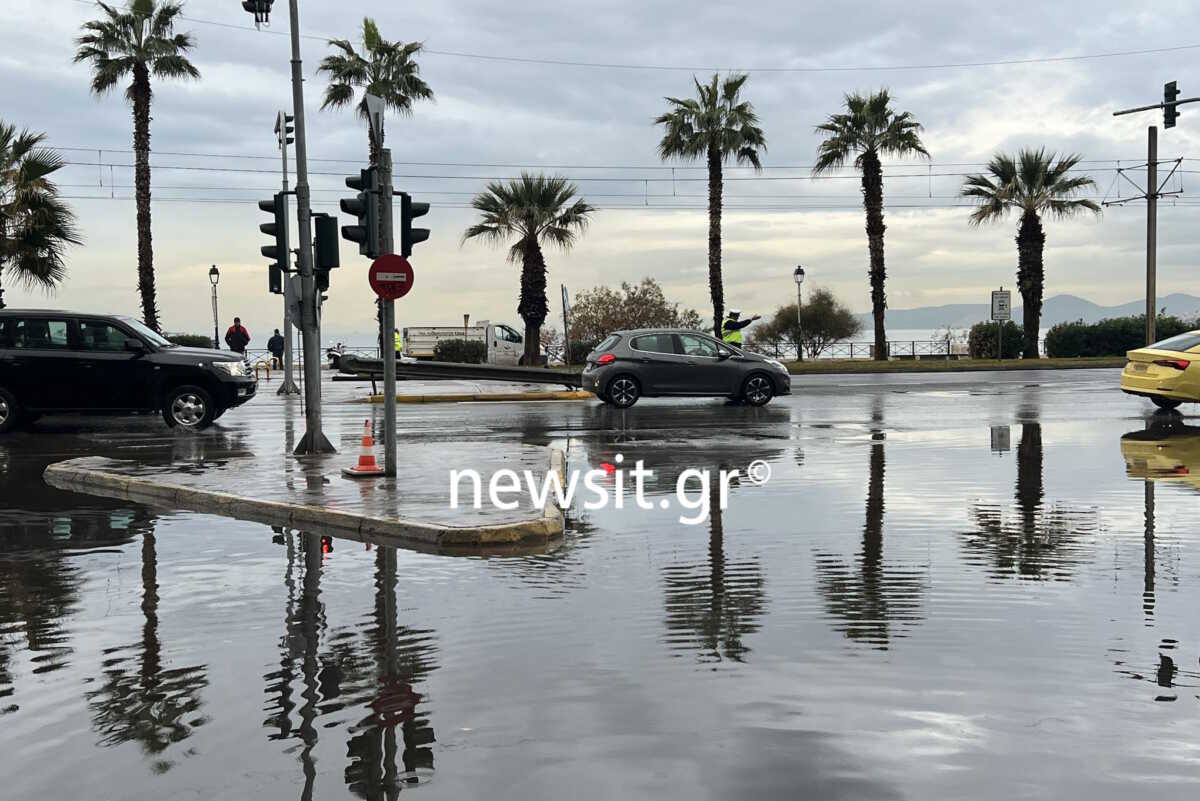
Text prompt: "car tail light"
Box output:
[[1153, 358, 1190, 371], [596, 353, 615, 365]]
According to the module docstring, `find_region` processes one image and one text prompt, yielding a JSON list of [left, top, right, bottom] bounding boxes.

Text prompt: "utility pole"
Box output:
[[1111, 80, 1198, 346], [276, 110, 300, 395], [378, 147, 398, 477], [284, 0, 333, 454]]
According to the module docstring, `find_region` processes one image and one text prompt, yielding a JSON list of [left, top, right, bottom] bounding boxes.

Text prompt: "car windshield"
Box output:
[[1150, 332, 1200, 354], [118, 316, 173, 347]]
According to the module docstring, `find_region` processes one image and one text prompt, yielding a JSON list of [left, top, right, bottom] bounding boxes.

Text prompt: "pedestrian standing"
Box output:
[[267, 328, 285, 370], [225, 317, 251, 354]]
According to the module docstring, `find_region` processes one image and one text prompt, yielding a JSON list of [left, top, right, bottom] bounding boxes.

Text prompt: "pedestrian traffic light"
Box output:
[[269, 264, 283, 295], [1164, 81, 1181, 128], [241, 0, 273, 23], [312, 213, 339, 292], [340, 168, 380, 258], [399, 192, 430, 258]]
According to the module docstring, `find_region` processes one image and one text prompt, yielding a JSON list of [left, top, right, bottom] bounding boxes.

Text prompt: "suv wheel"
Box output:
[[0, 388, 18, 434], [163, 385, 216, 430], [741, 373, 775, 407], [607, 375, 640, 408]]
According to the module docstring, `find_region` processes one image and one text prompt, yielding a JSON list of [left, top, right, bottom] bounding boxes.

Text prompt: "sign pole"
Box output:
[[378, 148, 398, 477]]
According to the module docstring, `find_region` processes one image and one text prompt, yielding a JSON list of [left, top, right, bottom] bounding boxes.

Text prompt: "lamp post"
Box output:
[[793, 265, 806, 362], [209, 265, 220, 349]]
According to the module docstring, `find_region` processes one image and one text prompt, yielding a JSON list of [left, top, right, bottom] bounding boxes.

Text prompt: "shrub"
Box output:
[[166, 333, 215, 348], [433, 338, 487, 364], [968, 321, 1023, 359], [570, 340, 599, 364], [1044, 315, 1194, 357]]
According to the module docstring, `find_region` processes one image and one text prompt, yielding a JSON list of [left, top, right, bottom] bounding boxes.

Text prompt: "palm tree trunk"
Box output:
[[0, 215, 6, 310], [132, 64, 159, 331], [707, 145, 724, 339], [861, 152, 888, 360], [369, 126, 384, 356], [1015, 210, 1045, 358], [517, 237, 548, 364]]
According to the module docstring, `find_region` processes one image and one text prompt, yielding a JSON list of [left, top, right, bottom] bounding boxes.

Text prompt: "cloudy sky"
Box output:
[[3, 0, 1199, 343]]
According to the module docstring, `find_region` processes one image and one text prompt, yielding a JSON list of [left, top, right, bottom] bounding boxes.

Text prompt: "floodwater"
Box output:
[[2, 370, 1199, 799]]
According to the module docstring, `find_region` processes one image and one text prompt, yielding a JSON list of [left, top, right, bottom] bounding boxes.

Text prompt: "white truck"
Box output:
[[402, 320, 525, 365]]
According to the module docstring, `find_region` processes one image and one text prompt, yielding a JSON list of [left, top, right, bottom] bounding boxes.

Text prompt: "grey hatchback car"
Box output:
[[581, 329, 791, 408]]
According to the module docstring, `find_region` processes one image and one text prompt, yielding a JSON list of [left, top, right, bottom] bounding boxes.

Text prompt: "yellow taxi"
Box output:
[[1120, 330, 1200, 410]]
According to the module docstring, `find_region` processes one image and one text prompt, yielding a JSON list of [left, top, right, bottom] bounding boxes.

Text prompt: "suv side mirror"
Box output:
[[124, 338, 146, 353]]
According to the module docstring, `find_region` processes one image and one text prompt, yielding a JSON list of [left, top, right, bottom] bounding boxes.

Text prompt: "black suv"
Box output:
[[0, 310, 257, 433]]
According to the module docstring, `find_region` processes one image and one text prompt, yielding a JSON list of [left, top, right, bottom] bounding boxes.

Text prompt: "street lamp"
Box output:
[[793, 265, 806, 362], [209, 265, 220, 349]]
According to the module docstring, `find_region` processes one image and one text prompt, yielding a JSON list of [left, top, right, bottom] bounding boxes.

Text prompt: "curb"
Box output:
[[785, 358, 1125, 376], [361, 390, 592, 404], [43, 448, 567, 553]]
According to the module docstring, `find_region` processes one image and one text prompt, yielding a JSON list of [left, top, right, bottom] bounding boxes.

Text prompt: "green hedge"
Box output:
[[166, 333, 215, 348], [433, 338, 487, 363], [570, 340, 600, 364], [968, 321, 1024, 359], [1045, 315, 1195, 357]]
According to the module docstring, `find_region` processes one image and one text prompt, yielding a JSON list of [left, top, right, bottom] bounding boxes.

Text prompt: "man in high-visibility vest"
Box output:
[[394, 328, 402, 359], [721, 309, 760, 345]]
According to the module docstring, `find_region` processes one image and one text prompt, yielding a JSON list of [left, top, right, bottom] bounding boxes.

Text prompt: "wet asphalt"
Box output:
[[3, 367, 1200, 800]]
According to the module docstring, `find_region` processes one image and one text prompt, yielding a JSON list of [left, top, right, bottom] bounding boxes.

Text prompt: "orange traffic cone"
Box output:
[[342, 420, 386, 477]]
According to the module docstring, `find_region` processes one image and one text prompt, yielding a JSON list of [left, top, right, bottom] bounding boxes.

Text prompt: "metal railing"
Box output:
[[759, 338, 1046, 360]]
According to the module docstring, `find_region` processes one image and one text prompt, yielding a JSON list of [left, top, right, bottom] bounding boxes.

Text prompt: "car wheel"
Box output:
[[1152, 396, 1182, 411], [606, 375, 640, 408], [0, 388, 19, 434], [163, 385, 216, 430], [741, 373, 775, 407]]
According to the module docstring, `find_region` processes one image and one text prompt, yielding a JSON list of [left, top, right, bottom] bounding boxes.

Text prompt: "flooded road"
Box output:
[[2, 369, 1199, 799]]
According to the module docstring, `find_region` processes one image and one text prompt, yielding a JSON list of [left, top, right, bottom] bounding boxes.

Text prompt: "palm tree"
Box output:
[[462, 173, 595, 364], [318, 17, 434, 167], [75, 0, 199, 332], [813, 90, 928, 360], [318, 17, 433, 349], [655, 74, 766, 338], [961, 149, 1100, 358], [0, 123, 80, 309]]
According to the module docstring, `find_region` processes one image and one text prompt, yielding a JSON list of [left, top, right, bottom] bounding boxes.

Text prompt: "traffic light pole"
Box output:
[[1146, 126, 1157, 346], [378, 148, 398, 477], [287, 0, 333, 455], [277, 111, 299, 396]]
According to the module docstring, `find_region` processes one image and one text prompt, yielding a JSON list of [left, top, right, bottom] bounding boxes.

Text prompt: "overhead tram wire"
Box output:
[[60, 0, 1200, 74]]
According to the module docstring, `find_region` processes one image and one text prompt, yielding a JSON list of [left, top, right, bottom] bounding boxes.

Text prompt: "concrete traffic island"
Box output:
[[363, 389, 593, 404], [44, 447, 566, 553]]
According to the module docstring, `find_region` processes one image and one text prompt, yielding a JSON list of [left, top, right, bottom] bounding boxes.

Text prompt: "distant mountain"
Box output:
[[856, 293, 1200, 330]]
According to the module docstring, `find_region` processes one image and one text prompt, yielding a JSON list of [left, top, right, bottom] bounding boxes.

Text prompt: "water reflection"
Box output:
[[265, 536, 437, 798], [662, 475, 766, 663], [86, 514, 210, 773], [813, 402, 924, 649], [964, 423, 1098, 581]]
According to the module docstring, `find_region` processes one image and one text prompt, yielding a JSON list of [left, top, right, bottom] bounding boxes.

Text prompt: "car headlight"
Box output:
[[766, 359, 788, 373], [210, 360, 248, 377]]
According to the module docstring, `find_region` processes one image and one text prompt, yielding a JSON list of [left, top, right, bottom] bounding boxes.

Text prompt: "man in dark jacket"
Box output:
[[225, 317, 251, 354], [267, 328, 285, 369]]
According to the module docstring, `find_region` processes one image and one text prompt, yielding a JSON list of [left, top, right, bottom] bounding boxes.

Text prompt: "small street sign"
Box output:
[[991, 289, 1012, 322], [369, 254, 414, 301]]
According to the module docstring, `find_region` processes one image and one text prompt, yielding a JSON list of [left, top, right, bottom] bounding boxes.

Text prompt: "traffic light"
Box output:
[[399, 192, 430, 258], [241, 0, 273, 23], [258, 192, 289, 295], [275, 111, 294, 148], [340, 168, 380, 258], [1164, 81, 1181, 128], [312, 213, 339, 292]]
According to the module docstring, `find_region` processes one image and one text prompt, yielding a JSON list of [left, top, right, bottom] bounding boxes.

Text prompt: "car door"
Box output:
[[6, 316, 76, 409], [676, 333, 736, 394], [74, 318, 157, 409], [629, 333, 685, 393]]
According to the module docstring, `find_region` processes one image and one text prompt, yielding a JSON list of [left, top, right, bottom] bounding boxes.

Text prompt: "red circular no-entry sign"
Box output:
[[368, 254, 415, 300]]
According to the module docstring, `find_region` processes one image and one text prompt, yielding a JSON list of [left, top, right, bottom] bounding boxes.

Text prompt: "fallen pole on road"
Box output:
[[338, 354, 584, 389]]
